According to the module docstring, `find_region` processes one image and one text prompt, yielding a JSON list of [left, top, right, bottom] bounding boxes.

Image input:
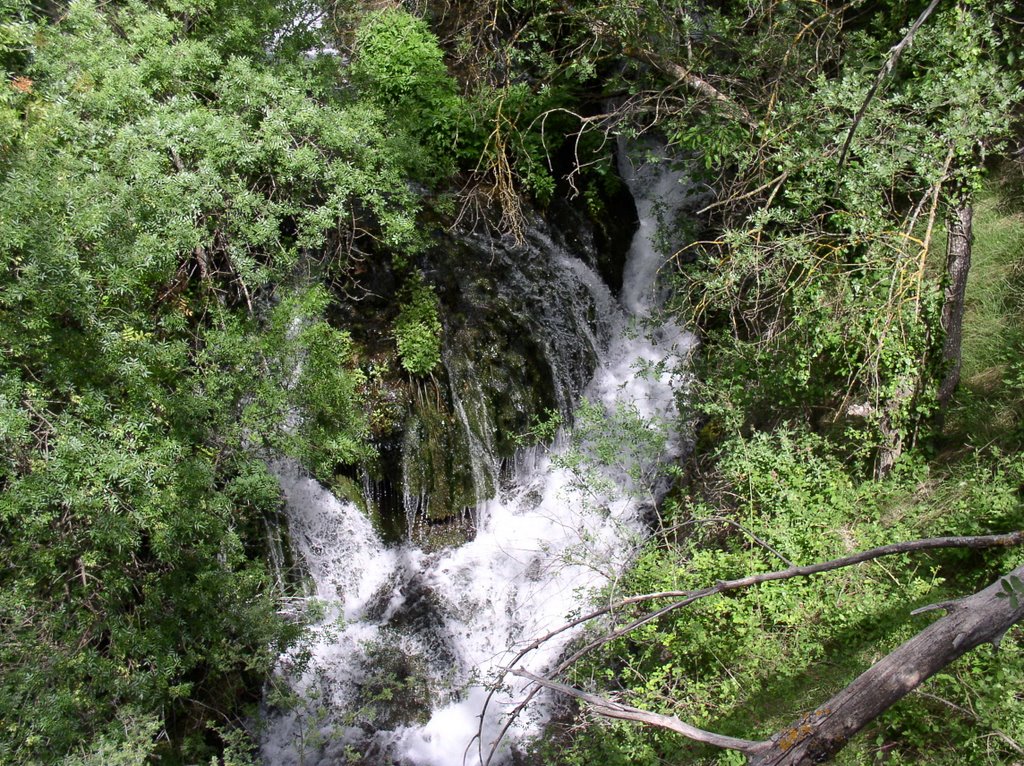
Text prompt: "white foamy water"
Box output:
[[261, 147, 700, 766]]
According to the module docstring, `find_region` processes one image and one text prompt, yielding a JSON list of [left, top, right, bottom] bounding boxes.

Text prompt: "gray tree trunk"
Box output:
[[749, 561, 1024, 765], [937, 202, 973, 408]]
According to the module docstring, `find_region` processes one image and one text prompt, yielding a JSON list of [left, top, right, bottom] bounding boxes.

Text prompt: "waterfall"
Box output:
[[261, 147, 700, 765]]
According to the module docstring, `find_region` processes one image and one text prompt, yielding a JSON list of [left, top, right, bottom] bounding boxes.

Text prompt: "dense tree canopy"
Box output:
[[0, 0, 448, 761]]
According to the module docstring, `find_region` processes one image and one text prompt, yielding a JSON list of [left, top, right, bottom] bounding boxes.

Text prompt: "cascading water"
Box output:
[[261, 147, 701, 765]]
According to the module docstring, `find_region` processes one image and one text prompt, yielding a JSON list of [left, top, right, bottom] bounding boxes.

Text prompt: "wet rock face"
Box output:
[[332, 183, 635, 535], [546, 177, 638, 298], [351, 210, 625, 534], [400, 390, 477, 521], [435, 236, 565, 455], [422, 220, 617, 506]]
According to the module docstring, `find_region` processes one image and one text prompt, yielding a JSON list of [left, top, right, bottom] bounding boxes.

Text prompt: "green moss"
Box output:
[[401, 392, 476, 522], [394, 276, 443, 376], [329, 474, 371, 517], [411, 515, 476, 552]]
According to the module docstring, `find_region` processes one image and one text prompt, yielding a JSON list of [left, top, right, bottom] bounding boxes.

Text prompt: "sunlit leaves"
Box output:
[[0, 0, 435, 761]]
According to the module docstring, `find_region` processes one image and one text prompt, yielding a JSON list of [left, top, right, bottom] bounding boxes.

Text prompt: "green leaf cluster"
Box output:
[[351, 8, 465, 178], [393, 275, 442, 376]]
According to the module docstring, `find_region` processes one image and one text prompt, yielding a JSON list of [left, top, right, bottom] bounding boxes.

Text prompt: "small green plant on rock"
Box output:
[[394, 276, 442, 376]]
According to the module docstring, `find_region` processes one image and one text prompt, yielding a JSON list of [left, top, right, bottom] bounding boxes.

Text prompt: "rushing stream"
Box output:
[[261, 147, 700, 765]]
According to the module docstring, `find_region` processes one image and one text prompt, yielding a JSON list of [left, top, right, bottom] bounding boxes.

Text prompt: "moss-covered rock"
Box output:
[[329, 186, 632, 536], [401, 387, 478, 522]]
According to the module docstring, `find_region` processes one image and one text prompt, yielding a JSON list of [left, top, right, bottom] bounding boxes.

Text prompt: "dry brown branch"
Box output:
[[622, 46, 757, 128], [453, 93, 528, 242], [514, 669, 767, 754], [696, 170, 791, 216], [913, 144, 956, 317]]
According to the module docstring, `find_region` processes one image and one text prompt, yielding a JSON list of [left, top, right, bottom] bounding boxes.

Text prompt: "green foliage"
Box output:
[[351, 8, 464, 176], [513, 407, 563, 447], [352, 9, 451, 104], [294, 321, 368, 470], [554, 399, 677, 503], [997, 575, 1024, 609], [671, 1, 1020, 470], [59, 710, 161, 766], [246, 287, 371, 481], [551, 429, 1024, 765], [0, 0, 442, 762], [350, 633, 433, 729], [0, 363, 295, 763], [394, 276, 442, 376], [0, 0, 33, 152]]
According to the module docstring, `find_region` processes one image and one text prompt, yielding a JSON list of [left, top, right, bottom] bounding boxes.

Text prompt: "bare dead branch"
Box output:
[[512, 558, 1024, 766], [513, 669, 769, 755], [751, 561, 1024, 765], [482, 530, 1024, 764]]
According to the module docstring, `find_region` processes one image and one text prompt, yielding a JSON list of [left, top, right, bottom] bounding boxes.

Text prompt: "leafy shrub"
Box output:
[[394, 276, 442, 376], [351, 9, 464, 173]]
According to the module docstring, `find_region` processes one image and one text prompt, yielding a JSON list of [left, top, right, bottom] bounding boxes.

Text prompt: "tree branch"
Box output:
[[751, 561, 1024, 765], [513, 669, 769, 755], [515, 560, 1024, 765], [579, 17, 756, 129], [623, 46, 757, 128], [835, 0, 944, 178]]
